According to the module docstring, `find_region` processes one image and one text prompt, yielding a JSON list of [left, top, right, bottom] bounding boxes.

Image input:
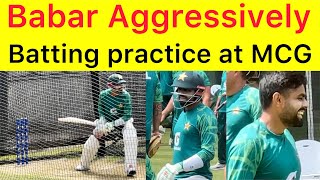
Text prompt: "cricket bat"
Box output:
[[58, 117, 96, 126]]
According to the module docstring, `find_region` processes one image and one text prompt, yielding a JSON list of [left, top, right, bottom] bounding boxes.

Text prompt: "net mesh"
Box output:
[[310, 72, 320, 141], [0, 72, 146, 179]]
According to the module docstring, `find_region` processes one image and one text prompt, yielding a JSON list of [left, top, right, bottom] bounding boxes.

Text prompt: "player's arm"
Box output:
[[161, 96, 173, 122], [202, 86, 212, 107], [227, 139, 263, 180], [110, 92, 133, 128], [122, 92, 132, 122], [214, 92, 226, 115], [160, 71, 178, 122], [153, 81, 163, 134], [94, 91, 109, 138], [97, 91, 106, 120], [193, 113, 216, 167], [157, 113, 217, 180]]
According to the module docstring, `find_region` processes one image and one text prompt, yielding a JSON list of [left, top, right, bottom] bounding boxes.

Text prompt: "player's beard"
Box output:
[[279, 103, 306, 127]]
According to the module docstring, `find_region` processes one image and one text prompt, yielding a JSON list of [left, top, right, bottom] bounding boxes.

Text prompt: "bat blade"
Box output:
[[58, 117, 96, 126]]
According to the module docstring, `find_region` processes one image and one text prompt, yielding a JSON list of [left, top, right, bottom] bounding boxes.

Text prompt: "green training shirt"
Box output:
[[172, 103, 217, 180], [98, 88, 132, 122], [226, 85, 262, 151], [227, 119, 301, 180]]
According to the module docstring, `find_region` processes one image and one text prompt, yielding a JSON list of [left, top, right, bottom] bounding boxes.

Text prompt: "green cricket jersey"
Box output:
[[226, 85, 262, 151], [218, 71, 227, 113], [146, 72, 163, 142], [227, 119, 301, 180], [172, 71, 211, 131], [98, 88, 132, 122], [158, 71, 173, 96], [173, 103, 217, 180]]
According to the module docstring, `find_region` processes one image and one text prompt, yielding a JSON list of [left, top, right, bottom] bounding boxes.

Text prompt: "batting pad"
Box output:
[[80, 135, 100, 168], [122, 121, 138, 171]]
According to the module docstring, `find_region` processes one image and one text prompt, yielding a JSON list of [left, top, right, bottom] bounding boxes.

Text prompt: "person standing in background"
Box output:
[[226, 71, 262, 152], [210, 71, 227, 170], [146, 71, 163, 180]]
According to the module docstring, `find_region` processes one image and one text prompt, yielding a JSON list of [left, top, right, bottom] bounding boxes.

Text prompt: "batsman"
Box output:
[[157, 72, 217, 180], [75, 74, 138, 177]]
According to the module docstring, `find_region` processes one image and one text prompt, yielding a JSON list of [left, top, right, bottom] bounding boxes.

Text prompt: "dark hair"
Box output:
[[259, 72, 307, 109]]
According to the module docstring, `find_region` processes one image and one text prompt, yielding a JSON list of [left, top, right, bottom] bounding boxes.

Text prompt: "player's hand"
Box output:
[[93, 129, 104, 139], [152, 131, 161, 137], [156, 163, 182, 180], [104, 122, 114, 132], [93, 122, 114, 138]]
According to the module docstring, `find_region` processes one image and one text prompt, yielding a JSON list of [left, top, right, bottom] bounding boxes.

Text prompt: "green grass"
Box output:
[[151, 129, 224, 180]]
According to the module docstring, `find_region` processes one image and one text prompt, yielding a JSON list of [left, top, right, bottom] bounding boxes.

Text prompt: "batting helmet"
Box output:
[[171, 72, 205, 109]]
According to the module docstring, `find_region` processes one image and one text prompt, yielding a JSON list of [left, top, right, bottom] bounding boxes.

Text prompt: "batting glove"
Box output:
[[104, 122, 114, 132], [156, 163, 183, 180], [93, 117, 111, 136]]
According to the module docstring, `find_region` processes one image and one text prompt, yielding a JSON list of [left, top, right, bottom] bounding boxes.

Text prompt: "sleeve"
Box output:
[[154, 78, 163, 103], [196, 112, 217, 162], [98, 91, 105, 119], [123, 92, 132, 121], [227, 138, 263, 180], [248, 89, 262, 121]]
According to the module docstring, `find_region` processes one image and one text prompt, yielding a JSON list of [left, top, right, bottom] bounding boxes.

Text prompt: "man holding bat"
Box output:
[[75, 74, 138, 177]]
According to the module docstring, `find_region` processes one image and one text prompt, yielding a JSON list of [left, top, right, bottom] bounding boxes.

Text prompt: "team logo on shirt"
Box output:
[[110, 108, 118, 115], [178, 72, 188, 81], [118, 103, 123, 108], [184, 122, 191, 130], [232, 107, 240, 114], [174, 132, 181, 151]]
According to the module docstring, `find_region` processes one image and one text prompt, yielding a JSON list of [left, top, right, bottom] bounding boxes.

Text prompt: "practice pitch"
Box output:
[[0, 157, 145, 180]]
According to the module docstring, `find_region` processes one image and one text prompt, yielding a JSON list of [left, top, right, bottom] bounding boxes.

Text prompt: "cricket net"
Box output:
[[0, 72, 146, 179]]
